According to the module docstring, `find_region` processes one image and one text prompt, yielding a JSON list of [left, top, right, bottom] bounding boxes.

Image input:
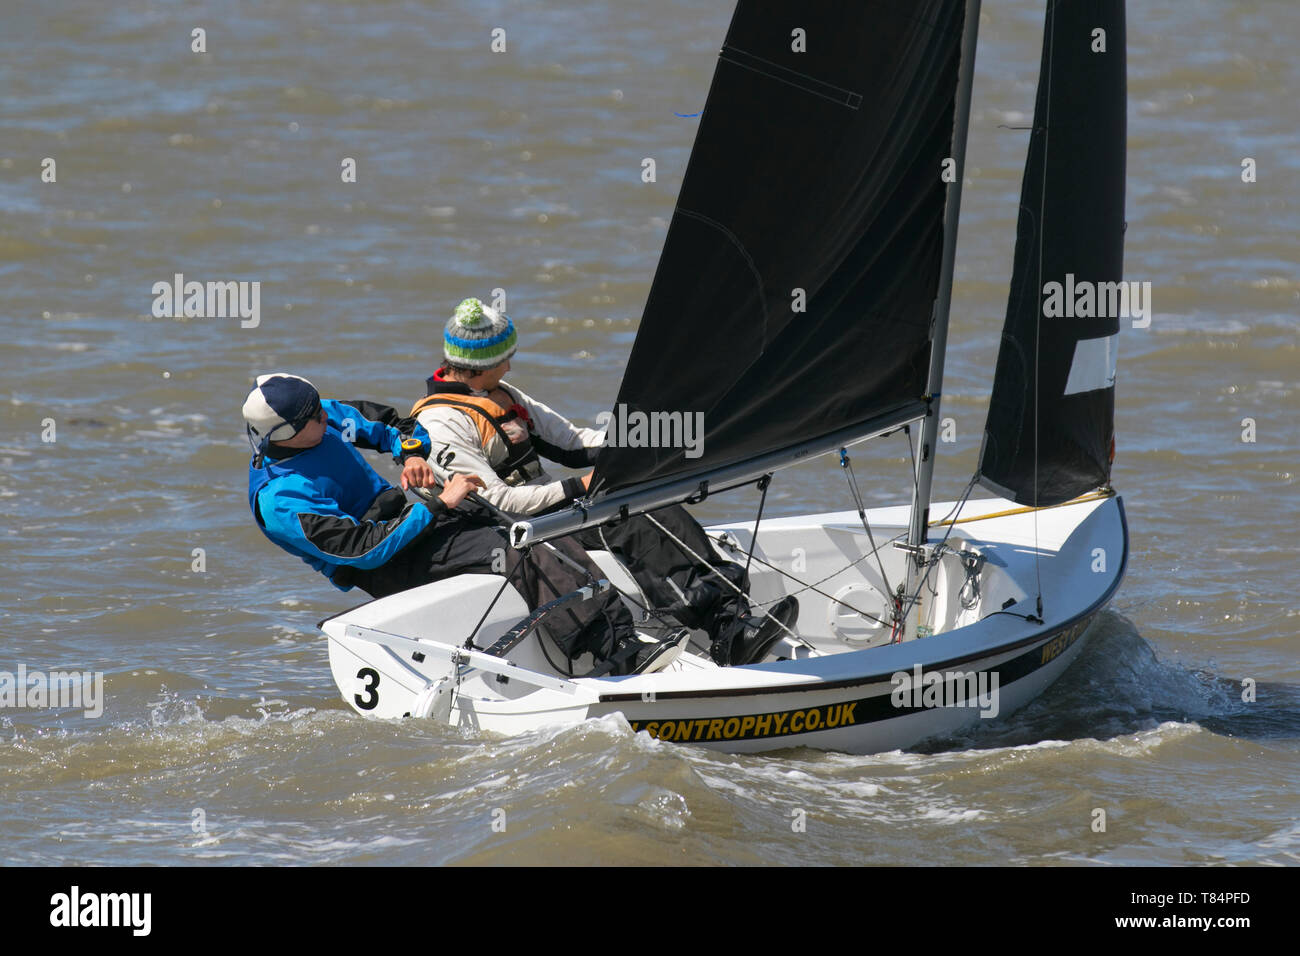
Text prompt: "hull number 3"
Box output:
[[355, 667, 381, 710]]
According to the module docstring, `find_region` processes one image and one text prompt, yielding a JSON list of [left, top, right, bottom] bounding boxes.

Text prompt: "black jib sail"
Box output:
[[978, 0, 1127, 507], [590, 1, 968, 498]]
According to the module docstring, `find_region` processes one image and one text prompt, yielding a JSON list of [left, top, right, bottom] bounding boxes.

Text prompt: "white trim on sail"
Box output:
[[1063, 333, 1118, 395]]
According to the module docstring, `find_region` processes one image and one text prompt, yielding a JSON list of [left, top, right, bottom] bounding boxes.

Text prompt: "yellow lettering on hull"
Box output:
[[630, 700, 865, 742]]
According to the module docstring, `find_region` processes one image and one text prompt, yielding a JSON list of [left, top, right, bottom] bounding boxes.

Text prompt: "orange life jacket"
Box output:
[[410, 390, 542, 484]]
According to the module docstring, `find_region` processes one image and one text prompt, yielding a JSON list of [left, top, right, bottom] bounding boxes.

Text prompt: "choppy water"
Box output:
[[1, 0, 1296, 865]]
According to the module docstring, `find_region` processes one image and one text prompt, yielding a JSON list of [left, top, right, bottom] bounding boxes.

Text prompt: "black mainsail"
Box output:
[[978, 0, 1127, 507], [589, 1, 968, 499]]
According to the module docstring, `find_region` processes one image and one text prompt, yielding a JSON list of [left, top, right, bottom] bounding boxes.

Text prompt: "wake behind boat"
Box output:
[[322, 0, 1132, 754]]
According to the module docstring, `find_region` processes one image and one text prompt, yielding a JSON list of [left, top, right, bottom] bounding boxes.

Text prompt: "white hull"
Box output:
[[323, 493, 1128, 754]]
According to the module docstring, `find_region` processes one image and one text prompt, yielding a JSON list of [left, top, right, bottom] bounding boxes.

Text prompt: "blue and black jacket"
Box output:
[[247, 400, 439, 590]]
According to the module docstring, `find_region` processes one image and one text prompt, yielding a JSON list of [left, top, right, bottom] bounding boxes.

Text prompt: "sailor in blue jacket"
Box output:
[[243, 373, 645, 672]]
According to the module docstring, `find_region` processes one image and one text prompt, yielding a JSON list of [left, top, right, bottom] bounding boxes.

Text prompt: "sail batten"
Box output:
[[977, 0, 1128, 507], [589, 1, 969, 501]]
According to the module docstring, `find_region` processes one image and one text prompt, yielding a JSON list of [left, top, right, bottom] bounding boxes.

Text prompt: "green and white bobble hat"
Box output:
[[443, 297, 517, 369]]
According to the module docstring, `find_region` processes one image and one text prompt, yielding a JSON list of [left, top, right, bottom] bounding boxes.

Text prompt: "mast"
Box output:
[[901, 0, 982, 640]]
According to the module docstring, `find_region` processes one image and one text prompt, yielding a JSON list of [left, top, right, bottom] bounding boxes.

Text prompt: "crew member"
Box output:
[[412, 298, 798, 666], [243, 372, 664, 675]]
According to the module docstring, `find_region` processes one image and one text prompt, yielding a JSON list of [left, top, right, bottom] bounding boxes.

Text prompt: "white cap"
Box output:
[[242, 373, 321, 444]]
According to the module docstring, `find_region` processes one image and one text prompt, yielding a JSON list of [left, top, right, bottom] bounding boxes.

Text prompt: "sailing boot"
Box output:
[[663, 577, 728, 632], [664, 563, 798, 666], [710, 596, 800, 667], [593, 628, 690, 677], [663, 577, 741, 664], [663, 560, 749, 630]]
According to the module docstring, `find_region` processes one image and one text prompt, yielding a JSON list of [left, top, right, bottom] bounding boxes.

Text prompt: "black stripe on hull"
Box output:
[[623, 611, 1097, 744]]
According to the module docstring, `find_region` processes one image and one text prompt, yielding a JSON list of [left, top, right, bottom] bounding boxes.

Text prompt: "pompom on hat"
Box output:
[[242, 373, 322, 448], [443, 297, 517, 370]]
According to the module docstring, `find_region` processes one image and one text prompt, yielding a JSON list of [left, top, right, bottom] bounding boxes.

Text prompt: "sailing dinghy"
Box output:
[[322, 0, 1131, 754]]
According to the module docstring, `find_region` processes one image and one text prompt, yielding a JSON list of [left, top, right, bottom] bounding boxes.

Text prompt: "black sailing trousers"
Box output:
[[337, 496, 633, 660], [571, 503, 749, 621]]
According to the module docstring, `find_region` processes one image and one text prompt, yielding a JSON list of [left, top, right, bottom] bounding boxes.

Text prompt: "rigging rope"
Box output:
[[595, 523, 682, 631], [905, 424, 922, 514], [1029, 0, 1057, 621], [464, 574, 512, 650], [743, 474, 771, 583], [706, 530, 899, 628], [695, 428, 984, 637], [643, 511, 802, 643], [840, 447, 896, 607], [896, 472, 980, 638]]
